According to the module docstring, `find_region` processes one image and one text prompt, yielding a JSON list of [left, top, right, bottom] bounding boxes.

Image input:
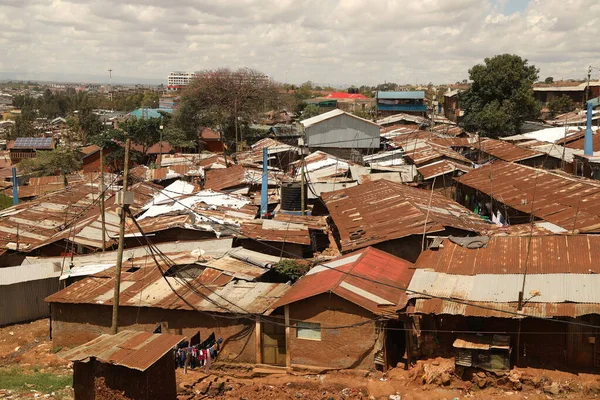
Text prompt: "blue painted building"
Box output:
[[128, 107, 173, 120], [376, 91, 427, 116]]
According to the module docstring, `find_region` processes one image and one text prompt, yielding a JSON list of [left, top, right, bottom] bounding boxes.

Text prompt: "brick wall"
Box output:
[[287, 293, 378, 370]]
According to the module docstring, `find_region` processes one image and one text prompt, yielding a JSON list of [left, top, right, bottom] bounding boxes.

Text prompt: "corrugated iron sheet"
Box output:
[[239, 219, 311, 245], [408, 269, 600, 304], [59, 330, 185, 372], [414, 235, 600, 275], [397, 138, 471, 166], [475, 138, 543, 162], [46, 267, 290, 315], [455, 161, 600, 232], [321, 179, 491, 252], [413, 298, 600, 318], [417, 160, 472, 180], [274, 246, 414, 316]]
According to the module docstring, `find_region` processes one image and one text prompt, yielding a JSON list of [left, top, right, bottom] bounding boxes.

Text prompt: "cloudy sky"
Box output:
[[1, 0, 599, 85]]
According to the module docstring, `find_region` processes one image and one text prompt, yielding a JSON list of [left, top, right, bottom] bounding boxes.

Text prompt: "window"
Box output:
[[296, 322, 321, 340]]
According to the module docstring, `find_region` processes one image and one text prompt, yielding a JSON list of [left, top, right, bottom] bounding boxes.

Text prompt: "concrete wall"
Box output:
[[51, 303, 257, 363], [286, 293, 378, 370], [305, 113, 379, 149], [1, 278, 58, 326]]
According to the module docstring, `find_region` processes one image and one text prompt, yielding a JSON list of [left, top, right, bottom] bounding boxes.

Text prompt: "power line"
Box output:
[[124, 174, 600, 330]]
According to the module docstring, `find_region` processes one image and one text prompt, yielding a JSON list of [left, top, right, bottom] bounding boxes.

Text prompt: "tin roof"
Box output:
[[321, 179, 491, 252], [376, 91, 425, 100], [431, 124, 463, 137], [455, 161, 600, 232], [46, 266, 290, 315], [417, 159, 472, 180], [408, 269, 600, 304], [475, 138, 544, 162], [59, 330, 185, 372], [239, 219, 311, 245], [399, 139, 472, 166], [204, 165, 280, 191], [300, 109, 378, 129], [0, 262, 61, 285], [414, 235, 600, 275], [413, 298, 600, 318], [273, 247, 414, 316]]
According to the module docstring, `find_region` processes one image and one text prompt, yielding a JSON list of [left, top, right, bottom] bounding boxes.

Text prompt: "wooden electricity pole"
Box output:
[[100, 148, 106, 252], [111, 138, 131, 334]]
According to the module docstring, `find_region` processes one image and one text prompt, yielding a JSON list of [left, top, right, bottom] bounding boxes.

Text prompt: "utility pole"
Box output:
[[100, 148, 106, 252], [108, 69, 113, 104], [299, 130, 306, 216], [111, 138, 131, 334], [159, 124, 164, 166]]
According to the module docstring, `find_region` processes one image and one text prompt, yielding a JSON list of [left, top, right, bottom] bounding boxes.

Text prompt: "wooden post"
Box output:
[[285, 305, 291, 370], [255, 316, 261, 365], [100, 148, 106, 252], [111, 138, 131, 335]]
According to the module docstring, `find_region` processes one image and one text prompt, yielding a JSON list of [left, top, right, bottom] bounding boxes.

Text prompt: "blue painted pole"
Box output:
[[585, 101, 594, 156], [11, 167, 18, 205], [261, 147, 268, 218]]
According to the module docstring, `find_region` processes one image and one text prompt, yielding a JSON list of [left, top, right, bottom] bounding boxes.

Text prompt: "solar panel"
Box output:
[[13, 137, 54, 150]]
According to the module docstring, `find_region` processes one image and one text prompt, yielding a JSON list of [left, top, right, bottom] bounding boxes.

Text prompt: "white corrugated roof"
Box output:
[[1, 263, 61, 285], [409, 269, 600, 304], [300, 109, 378, 128]]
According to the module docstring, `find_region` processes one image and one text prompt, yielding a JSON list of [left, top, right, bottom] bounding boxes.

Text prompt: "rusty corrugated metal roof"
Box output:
[[455, 161, 600, 232], [239, 219, 311, 245], [322, 179, 491, 252], [414, 235, 600, 275], [400, 139, 471, 166], [273, 247, 414, 316], [46, 266, 289, 315], [413, 298, 600, 318], [417, 159, 472, 180], [475, 138, 544, 162], [59, 330, 185, 371]]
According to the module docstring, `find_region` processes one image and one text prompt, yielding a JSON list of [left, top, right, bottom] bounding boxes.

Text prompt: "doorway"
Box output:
[[386, 320, 407, 369], [261, 321, 286, 365]]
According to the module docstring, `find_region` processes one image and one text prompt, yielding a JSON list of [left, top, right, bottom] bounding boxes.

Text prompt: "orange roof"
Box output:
[[273, 247, 414, 315]]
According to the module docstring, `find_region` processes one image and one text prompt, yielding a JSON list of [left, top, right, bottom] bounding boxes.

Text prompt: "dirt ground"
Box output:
[[2, 319, 600, 400]]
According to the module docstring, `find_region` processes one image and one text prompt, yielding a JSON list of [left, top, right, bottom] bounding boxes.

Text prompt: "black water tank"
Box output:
[[280, 182, 306, 211]]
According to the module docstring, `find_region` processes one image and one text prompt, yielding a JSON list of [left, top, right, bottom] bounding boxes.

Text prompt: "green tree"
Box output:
[[460, 54, 540, 137], [273, 259, 309, 282], [173, 68, 279, 152], [0, 193, 13, 210], [548, 95, 575, 118], [119, 117, 163, 156], [300, 104, 322, 119], [293, 81, 315, 102], [79, 108, 104, 143], [19, 148, 82, 185], [544, 77, 554, 84]]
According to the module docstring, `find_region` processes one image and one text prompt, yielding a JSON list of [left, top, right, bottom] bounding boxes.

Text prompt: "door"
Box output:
[[261, 321, 286, 365]]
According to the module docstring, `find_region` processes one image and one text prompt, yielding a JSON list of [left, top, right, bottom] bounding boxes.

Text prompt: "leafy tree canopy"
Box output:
[[18, 148, 82, 184], [460, 54, 540, 137], [548, 95, 575, 118], [171, 67, 279, 152]]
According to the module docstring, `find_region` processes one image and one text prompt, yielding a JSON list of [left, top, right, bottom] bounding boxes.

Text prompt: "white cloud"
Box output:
[[1, 0, 599, 85]]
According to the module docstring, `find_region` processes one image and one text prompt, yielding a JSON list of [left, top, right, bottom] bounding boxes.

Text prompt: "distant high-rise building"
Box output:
[[167, 71, 198, 90]]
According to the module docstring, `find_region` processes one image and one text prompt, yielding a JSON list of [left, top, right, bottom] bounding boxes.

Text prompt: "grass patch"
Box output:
[[0, 367, 72, 393]]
